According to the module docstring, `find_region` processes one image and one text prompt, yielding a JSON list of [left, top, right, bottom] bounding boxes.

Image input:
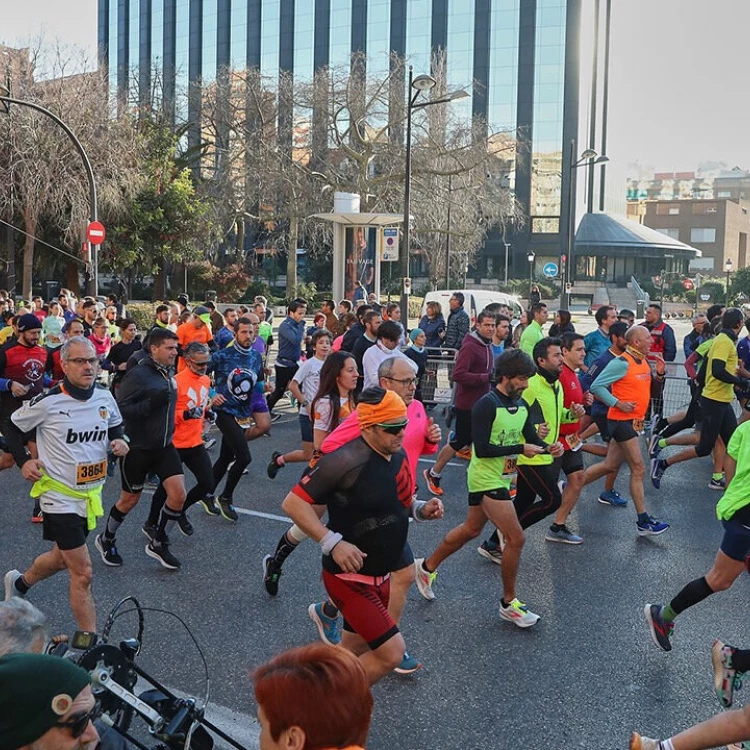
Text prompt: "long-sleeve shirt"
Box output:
[[590, 358, 630, 408], [275, 317, 305, 367], [519, 319, 544, 356], [583, 328, 610, 369]]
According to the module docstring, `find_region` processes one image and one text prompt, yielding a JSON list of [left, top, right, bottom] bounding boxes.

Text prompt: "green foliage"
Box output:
[[126, 302, 157, 332], [187, 260, 251, 301], [242, 279, 273, 303], [729, 266, 750, 302], [290, 282, 320, 308]]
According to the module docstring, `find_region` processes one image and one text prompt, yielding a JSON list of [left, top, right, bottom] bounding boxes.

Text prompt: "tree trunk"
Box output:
[[22, 205, 36, 300], [286, 217, 298, 299], [65, 262, 80, 293], [236, 218, 245, 261]]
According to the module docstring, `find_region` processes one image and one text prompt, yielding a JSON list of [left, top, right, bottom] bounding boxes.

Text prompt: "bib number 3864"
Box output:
[[76, 460, 106, 485]]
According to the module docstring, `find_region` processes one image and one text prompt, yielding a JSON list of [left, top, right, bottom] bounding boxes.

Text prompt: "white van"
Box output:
[[420, 289, 524, 326]]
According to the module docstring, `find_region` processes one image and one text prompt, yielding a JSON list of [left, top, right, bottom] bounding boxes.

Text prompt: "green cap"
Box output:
[[0, 653, 91, 750]]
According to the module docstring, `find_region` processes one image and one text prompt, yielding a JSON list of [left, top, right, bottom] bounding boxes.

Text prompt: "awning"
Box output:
[[310, 212, 403, 226], [575, 213, 702, 258]]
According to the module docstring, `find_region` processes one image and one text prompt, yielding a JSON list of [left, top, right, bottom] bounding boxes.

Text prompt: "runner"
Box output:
[[580, 325, 669, 536], [266, 299, 306, 419], [98, 327, 187, 570], [644, 417, 750, 653], [144, 342, 215, 539], [3, 336, 127, 633], [176, 306, 215, 371], [651, 308, 749, 489], [281, 388, 443, 684], [266, 329, 332, 478], [414, 349, 547, 627], [206, 315, 266, 521]]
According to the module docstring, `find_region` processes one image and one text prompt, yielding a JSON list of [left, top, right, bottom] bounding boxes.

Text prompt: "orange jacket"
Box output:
[[173, 367, 211, 448]]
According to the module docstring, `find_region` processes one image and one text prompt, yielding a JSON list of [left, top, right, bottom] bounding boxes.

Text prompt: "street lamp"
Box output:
[[562, 139, 609, 309], [401, 67, 469, 322], [725, 257, 733, 304], [527, 251, 536, 302]]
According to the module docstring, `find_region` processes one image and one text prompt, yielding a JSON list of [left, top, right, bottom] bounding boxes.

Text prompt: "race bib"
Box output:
[[564, 433, 583, 452], [632, 419, 645, 433], [235, 416, 253, 429], [503, 457, 517, 476], [76, 460, 106, 485]]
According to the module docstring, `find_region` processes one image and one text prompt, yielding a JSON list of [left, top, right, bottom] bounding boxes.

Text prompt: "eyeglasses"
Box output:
[[55, 702, 101, 738], [190, 360, 210, 368], [383, 377, 418, 387], [67, 357, 99, 366], [375, 420, 409, 435]]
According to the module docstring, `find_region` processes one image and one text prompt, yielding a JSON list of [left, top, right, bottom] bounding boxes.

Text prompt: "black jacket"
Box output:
[[116, 357, 177, 449]]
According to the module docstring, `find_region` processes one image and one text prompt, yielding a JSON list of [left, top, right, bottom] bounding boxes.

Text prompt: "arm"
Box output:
[[452, 347, 490, 387], [711, 357, 748, 387], [281, 492, 330, 542], [662, 326, 677, 362], [457, 313, 470, 342], [724, 453, 737, 489], [7, 397, 47, 468], [685, 350, 700, 380], [116, 369, 156, 420], [590, 358, 629, 408]]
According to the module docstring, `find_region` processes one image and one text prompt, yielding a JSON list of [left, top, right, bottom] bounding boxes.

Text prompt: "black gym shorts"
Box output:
[[607, 419, 639, 443], [120, 445, 184, 493], [468, 486, 513, 506], [43, 512, 89, 551]]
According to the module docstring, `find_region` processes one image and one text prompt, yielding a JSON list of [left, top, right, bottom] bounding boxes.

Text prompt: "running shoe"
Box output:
[[270, 412, 283, 423], [203, 437, 217, 450], [598, 489, 628, 507], [177, 514, 194, 537], [145, 474, 159, 490], [141, 521, 157, 542], [414, 558, 437, 601], [708, 476, 726, 491], [262, 554, 283, 597], [636, 517, 670, 536], [644, 603, 674, 651], [727, 743, 750, 750], [650, 458, 668, 489], [545, 525, 583, 545], [394, 651, 422, 675], [477, 540, 503, 564], [647, 433, 662, 459], [267, 451, 284, 479], [423, 468, 443, 496], [31, 507, 43, 524], [557, 479, 567, 495], [200, 495, 220, 516], [3, 570, 23, 601], [713, 639, 744, 708], [628, 733, 660, 750], [218, 497, 239, 522], [307, 602, 341, 646], [499, 598, 540, 628], [95, 534, 123, 567], [145, 542, 181, 570]]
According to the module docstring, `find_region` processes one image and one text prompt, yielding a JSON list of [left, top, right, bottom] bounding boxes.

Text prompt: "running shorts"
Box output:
[[593, 413, 611, 442], [43, 512, 89, 551], [468, 487, 513, 506], [298, 413, 313, 443], [120, 445, 183, 493], [557, 450, 584, 476], [393, 542, 414, 571], [607, 419, 639, 443], [448, 408, 472, 451], [720, 519, 750, 562], [322, 569, 398, 650]]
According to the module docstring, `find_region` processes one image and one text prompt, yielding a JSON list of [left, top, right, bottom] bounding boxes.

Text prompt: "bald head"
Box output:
[[625, 325, 652, 356]]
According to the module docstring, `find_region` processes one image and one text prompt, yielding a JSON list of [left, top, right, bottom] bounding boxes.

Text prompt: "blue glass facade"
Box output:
[[99, 0, 581, 269]]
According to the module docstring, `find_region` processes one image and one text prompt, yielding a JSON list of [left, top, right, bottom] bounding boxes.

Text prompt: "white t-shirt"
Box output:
[[313, 395, 352, 433], [292, 356, 325, 414], [11, 385, 123, 517], [362, 341, 414, 390]]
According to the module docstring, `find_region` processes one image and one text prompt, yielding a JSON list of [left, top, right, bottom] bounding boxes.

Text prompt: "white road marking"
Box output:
[[418, 458, 465, 469], [235, 507, 290, 523]]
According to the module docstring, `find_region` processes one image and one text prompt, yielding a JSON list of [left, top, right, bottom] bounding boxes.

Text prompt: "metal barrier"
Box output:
[[419, 348, 458, 406], [651, 370, 744, 420]]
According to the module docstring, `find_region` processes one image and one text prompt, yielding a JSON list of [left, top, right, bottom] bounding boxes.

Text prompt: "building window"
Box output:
[[690, 227, 716, 243], [656, 203, 679, 215], [718, 191, 731, 198], [668, 206, 679, 215], [692, 202, 717, 214], [658, 228, 679, 240]]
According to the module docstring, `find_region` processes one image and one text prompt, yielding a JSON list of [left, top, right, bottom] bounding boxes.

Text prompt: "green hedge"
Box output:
[[126, 303, 157, 333]]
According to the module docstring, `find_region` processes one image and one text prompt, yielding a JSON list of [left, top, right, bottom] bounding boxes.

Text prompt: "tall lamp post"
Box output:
[[400, 67, 468, 323], [562, 139, 609, 310], [527, 251, 536, 302], [725, 257, 733, 304]]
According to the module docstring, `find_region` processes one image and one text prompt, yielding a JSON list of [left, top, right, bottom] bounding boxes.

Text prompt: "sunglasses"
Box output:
[[375, 420, 409, 435], [190, 360, 210, 368], [55, 702, 101, 738]]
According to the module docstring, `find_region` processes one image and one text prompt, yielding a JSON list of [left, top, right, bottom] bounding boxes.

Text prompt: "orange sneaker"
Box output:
[[423, 468, 443, 496]]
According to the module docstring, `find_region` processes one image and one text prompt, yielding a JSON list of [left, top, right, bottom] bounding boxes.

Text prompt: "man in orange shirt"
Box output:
[[145, 342, 216, 537], [176, 306, 214, 371]]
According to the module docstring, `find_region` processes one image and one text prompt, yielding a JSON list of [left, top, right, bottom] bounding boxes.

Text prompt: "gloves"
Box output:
[[183, 406, 204, 420]]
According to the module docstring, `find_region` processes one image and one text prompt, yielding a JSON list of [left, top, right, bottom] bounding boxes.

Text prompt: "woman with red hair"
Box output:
[[254, 643, 372, 750]]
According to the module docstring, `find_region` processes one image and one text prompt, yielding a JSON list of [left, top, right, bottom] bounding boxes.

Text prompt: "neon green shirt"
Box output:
[[258, 321, 272, 344], [702, 333, 738, 403], [519, 320, 544, 357], [716, 420, 750, 521]]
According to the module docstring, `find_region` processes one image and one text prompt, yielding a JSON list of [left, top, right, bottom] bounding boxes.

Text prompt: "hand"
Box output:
[[426, 417, 442, 444], [10, 382, 30, 398], [420, 497, 444, 520], [537, 422, 550, 439], [110, 439, 129, 457], [651, 353, 666, 375], [584, 391, 594, 406], [264, 382, 273, 393], [570, 403, 586, 418], [331, 541, 367, 573], [211, 394, 227, 407], [548, 442, 565, 458], [616, 400, 636, 413], [523, 444, 546, 457], [21, 459, 44, 481], [118, 362, 127, 371]]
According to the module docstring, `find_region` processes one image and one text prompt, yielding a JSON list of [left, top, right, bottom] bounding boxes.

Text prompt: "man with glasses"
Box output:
[[3, 337, 127, 635], [282, 388, 443, 685], [0, 652, 100, 750]]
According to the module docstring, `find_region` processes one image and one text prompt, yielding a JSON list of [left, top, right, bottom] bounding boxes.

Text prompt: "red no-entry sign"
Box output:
[[87, 221, 106, 245]]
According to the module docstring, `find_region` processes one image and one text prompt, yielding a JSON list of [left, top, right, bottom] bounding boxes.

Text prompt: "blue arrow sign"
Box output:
[[542, 262, 558, 278]]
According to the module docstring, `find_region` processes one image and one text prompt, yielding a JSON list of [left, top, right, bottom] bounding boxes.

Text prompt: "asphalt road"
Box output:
[[1, 389, 748, 750]]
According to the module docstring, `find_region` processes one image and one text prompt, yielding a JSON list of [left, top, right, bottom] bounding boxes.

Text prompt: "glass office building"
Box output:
[[98, 0, 581, 276]]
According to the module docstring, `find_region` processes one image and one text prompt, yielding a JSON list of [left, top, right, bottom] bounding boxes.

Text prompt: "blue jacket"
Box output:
[[444, 307, 470, 350], [583, 328, 610, 370], [213, 326, 235, 350], [210, 342, 264, 418], [579, 348, 616, 416], [276, 317, 305, 368], [418, 314, 446, 349]]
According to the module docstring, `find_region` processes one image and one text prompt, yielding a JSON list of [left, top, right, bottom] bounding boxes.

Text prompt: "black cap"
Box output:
[[177, 294, 190, 308], [16, 313, 42, 332]]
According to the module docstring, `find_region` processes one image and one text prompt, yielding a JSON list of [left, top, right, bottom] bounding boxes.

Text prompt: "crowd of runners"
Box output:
[[0, 286, 749, 749]]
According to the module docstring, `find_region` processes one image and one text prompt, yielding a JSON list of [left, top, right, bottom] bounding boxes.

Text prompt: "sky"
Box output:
[[2, 0, 749, 175]]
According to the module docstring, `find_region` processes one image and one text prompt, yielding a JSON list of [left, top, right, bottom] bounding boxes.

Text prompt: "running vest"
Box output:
[[467, 390, 530, 492], [608, 350, 651, 421]]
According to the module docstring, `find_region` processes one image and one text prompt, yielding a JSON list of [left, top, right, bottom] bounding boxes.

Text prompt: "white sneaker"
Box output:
[[4, 570, 23, 601], [628, 734, 661, 750], [499, 598, 540, 628], [414, 558, 437, 601]]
